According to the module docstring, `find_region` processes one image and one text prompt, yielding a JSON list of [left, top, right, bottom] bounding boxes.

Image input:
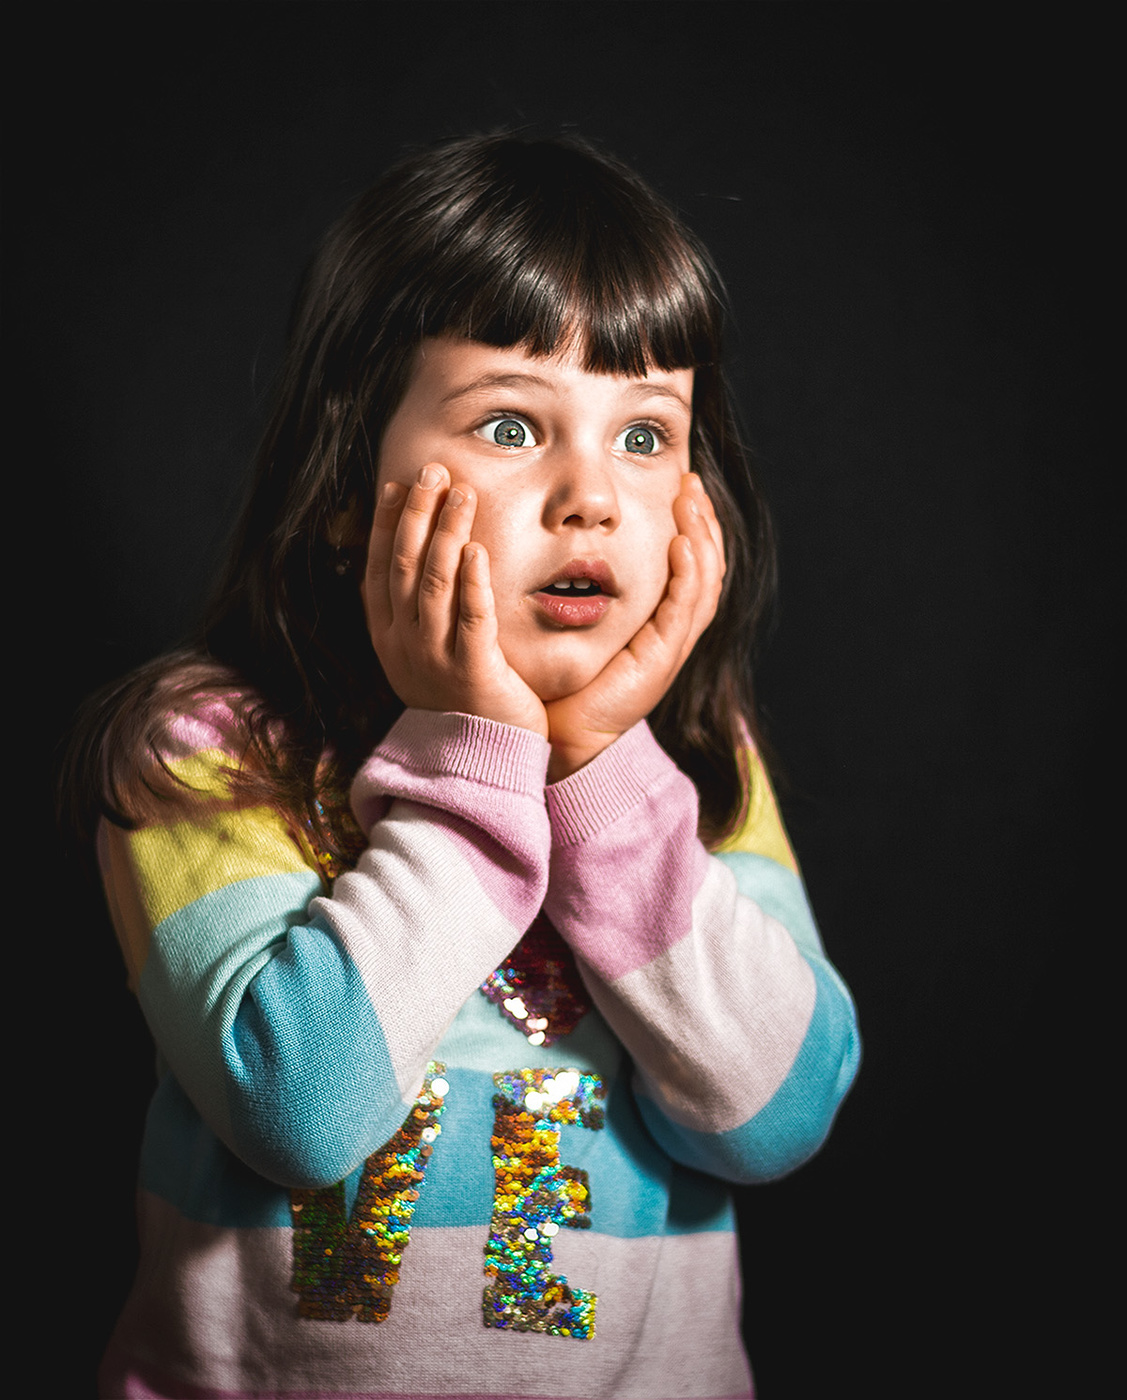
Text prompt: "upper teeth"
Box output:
[[553, 578, 593, 590]]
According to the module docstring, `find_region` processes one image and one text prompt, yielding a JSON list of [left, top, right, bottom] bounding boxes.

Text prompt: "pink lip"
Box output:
[[531, 558, 617, 627]]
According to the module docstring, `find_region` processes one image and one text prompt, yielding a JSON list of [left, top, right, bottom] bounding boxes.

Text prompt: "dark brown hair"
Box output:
[[66, 133, 776, 854]]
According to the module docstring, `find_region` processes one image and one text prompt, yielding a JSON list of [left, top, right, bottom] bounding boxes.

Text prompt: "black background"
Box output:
[[11, 4, 1113, 1396]]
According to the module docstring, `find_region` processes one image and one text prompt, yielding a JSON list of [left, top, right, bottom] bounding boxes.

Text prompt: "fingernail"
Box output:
[[418, 466, 441, 489], [380, 481, 405, 505], [447, 487, 465, 508]]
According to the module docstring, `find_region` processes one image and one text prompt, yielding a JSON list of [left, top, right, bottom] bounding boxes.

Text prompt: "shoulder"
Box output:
[[148, 679, 255, 772], [711, 747, 798, 873], [69, 651, 266, 834]]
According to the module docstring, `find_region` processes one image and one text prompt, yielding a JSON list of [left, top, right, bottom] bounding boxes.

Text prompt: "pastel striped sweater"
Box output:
[[97, 706, 859, 1400]]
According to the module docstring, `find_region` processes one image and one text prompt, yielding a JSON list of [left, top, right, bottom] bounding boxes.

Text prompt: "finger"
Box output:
[[663, 532, 703, 639], [416, 483, 475, 644], [674, 478, 724, 626], [625, 533, 699, 674], [390, 464, 449, 618], [364, 479, 407, 633], [691, 473, 726, 576], [676, 474, 722, 552], [459, 545, 550, 737], [677, 475, 723, 571], [454, 542, 500, 666]]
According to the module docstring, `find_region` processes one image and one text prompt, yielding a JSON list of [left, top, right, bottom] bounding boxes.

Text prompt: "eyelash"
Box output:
[[615, 419, 669, 455], [476, 413, 537, 449], [474, 413, 673, 454]]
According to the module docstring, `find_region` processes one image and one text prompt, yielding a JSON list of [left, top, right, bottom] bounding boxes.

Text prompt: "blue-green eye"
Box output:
[[617, 425, 658, 454], [480, 416, 536, 448]]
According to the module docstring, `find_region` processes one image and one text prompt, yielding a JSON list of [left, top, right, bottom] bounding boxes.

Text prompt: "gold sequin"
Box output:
[[301, 784, 368, 885], [482, 1068, 605, 1340], [291, 1063, 448, 1323]]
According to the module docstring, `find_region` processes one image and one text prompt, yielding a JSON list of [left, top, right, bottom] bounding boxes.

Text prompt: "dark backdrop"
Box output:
[[11, 5, 1112, 1397]]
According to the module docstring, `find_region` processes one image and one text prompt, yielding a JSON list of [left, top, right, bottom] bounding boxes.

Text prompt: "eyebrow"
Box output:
[[440, 372, 555, 405], [440, 371, 692, 415]]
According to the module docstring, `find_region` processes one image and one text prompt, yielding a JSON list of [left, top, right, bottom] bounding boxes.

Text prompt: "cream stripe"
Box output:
[[603, 857, 816, 1133], [110, 1196, 750, 1398], [318, 804, 526, 1102]]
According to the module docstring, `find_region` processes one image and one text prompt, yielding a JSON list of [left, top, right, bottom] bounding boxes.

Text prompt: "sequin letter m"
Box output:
[[484, 1068, 605, 1340], [291, 1063, 448, 1322]]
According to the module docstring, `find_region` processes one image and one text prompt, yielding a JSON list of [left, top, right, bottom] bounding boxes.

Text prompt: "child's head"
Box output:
[[377, 337, 696, 703], [206, 133, 775, 837]]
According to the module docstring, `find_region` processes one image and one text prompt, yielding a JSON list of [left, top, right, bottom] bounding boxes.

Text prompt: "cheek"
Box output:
[[464, 490, 535, 579], [375, 425, 430, 491], [633, 498, 679, 599]]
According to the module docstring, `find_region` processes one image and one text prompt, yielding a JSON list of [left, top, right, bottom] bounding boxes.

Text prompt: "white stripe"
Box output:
[[602, 857, 817, 1133], [317, 802, 526, 1101], [109, 1195, 751, 1398]]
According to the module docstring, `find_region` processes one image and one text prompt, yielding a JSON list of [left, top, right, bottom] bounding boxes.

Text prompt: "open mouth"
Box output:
[[539, 578, 604, 597], [532, 563, 615, 626], [534, 559, 617, 597]]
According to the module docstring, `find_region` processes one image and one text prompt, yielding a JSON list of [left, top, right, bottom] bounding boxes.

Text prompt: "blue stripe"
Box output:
[[228, 917, 405, 1186], [715, 851, 823, 957], [140, 872, 405, 1188], [140, 1074, 292, 1227], [140, 871, 322, 1151], [435, 980, 623, 1074], [415, 1067, 733, 1236], [142, 1058, 735, 1236], [636, 958, 861, 1183]]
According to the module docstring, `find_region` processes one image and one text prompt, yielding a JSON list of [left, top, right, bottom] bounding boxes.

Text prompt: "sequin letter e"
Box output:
[[291, 1063, 448, 1322], [484, 1068, 605, 1340]]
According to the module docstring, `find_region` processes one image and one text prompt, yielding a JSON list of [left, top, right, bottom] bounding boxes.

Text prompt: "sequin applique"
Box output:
[[302, 785, 368, 885], [480, 910, 591, 1045], [483, 1068, 605, 1339], [291, 1062, 448, 1322]]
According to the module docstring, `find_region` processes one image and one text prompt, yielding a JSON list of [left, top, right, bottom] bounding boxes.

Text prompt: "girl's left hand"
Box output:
[[545, 473, 725, 782]]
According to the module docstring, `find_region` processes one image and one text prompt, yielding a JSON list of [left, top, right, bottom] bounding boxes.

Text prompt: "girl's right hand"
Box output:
[[364, 464, 550, 739]]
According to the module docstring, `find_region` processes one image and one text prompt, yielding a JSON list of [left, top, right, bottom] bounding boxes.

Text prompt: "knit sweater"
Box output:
[[96, 706, 860, 1400]]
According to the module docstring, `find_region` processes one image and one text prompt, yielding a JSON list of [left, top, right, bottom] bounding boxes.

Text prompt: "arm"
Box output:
[[101, 706, 550, 1189], [104, 464, 547, 1188], [543, 721, 859, 1183]]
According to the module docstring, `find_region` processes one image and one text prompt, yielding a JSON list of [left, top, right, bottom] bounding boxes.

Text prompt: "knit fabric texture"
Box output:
[[97, 706, 860, 1400]]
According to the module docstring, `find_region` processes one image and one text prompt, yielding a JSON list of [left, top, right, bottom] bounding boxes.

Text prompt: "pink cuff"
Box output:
[[351, 709, 550, 832], [545, 721, 691, 846]]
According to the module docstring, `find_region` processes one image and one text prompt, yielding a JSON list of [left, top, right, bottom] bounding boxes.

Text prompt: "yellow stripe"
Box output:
[[714, 751, 799, 873], [116, 748, 315, 933]]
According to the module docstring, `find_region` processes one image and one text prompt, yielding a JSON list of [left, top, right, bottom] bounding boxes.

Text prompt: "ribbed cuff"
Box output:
[[366, 709, 551, 796], [545, 721, 680, 846]]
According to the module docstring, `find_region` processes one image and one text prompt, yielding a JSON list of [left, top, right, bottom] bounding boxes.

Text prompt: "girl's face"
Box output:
[[377, 337, 694, 702]]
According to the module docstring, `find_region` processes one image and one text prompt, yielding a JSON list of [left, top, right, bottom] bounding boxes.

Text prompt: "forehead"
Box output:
[[403, 337, 694, 414]]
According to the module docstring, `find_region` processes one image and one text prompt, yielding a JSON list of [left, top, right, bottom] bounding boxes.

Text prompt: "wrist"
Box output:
[[547, 733, 615, 784]]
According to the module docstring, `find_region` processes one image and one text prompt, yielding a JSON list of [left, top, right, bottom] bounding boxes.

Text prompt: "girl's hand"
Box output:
[[545, 473, 725, 782], [365, 465, 550, 739]]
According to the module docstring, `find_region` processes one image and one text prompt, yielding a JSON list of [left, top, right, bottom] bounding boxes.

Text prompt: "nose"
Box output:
[[542, 444, 620, 532]]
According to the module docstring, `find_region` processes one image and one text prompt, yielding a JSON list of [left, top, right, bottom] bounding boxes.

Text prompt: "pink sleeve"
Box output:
[[100, 705, 554, 1190], [543, 722, 820, 1145], [330, 709, 552, 1105]]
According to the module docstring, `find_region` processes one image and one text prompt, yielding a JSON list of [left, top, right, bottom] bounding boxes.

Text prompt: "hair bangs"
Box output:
[[396, 137, 722, 378], [71, 133, 777, 853]]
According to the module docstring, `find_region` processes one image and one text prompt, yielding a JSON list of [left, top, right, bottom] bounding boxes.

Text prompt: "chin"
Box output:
[[522, 651, 611, 705]]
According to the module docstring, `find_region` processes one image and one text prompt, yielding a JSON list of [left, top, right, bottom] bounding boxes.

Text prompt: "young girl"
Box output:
[[75, 134, 859, 1400]]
